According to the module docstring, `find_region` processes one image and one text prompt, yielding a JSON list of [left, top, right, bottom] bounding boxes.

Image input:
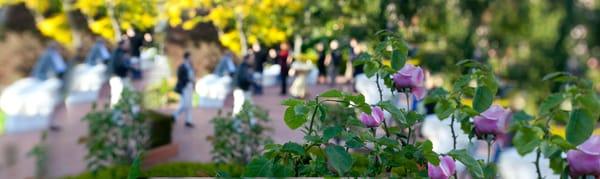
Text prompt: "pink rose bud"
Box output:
[[473, 105, 511, 136], [392, 64, 426, 100], [428, 155, 457, 179], [567, 135, 600, 177], [359, 107, 384, 128]]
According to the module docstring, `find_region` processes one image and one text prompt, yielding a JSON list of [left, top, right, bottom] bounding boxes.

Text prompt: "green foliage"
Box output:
[[28, 132, 49, 178], [565, 109, 596, 145], [448, 149, 484, 178], [82, 88, 149, 172], [65, 162, 243, 178], [209, 101, 273, 164], [325, 145, 353, 176]]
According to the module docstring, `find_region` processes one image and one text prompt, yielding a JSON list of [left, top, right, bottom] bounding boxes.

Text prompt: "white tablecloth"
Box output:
[[0, 77, 61, 133]]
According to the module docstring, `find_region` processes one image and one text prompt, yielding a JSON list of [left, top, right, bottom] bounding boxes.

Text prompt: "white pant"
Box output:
[[232, 89, 251, 116], [174, 84, 193, 123]]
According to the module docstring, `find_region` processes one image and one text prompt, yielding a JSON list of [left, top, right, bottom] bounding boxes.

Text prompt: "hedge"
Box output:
[[64, 162, 243, 179]]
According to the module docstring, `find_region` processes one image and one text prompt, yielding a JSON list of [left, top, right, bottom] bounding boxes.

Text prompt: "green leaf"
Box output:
[[566, 109, 596, 145], [391, 49, 406, 70], [542, 72, 572, 82], [540, 141, 560, 158], [513, 126, 544, 155], [323, 126, 343, 141], [453, 75, 471, 92], [549, 135, 575, 151], [282, 142, 305, 155], [434, 99, 456, 119], [575, 93, 600, 117], [284, 107, 307, 129], [449, 149, 484, 178], [281, 98, 304, 106], [272, 162, 295, 177], [127, 153, 142, 179], [243, 157, 273, 177], [511, 111, 533, 123], [320, 89, 344, 98], [379, 101, 405, 124], [539, 93, 565, 115], [364, 61, 379, 77], [473, 86, 494, 113], [420, 140, 439, 165], [325, 145, 353, 176], [456, 59, 479, 67]]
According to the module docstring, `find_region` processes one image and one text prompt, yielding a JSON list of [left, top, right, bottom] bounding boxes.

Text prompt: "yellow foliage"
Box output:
[[219, 31, 241, 55], [89, 18, 115, 43], [37, 13, 72, 47], [75, 0, 104, 16]]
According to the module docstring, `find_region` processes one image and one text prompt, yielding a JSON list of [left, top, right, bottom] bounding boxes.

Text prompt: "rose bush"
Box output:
[[233, 32, 600, 178]]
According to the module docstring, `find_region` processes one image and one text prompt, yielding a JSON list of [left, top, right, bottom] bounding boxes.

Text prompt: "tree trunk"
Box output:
[[235, 12, 247, 57], [293, 34, 302, 58], [62, 0, 83, 52], [106, 0, 122, 42]]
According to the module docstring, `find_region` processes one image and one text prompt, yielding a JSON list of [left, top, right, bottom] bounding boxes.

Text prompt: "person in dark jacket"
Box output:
[[277, 42, 292, 95], [173, 51, 196, 128], [251, 43, 267, 95], [327, 40, 342, 86], [111, 40, 130, 78], [316, 42, 327, 84]]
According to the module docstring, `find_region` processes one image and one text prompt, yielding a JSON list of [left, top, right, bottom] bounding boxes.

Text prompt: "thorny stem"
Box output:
[[404, 91, 412, 144], [375, 73, 390, 137], [308, 96, 319, 136], [487, 139, 493, 164], [535, 148, 542, 179], [450, 113, 457, 150]]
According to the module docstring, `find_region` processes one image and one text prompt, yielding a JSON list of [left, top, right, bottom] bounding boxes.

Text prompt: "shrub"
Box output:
[[208, 102, 273, 164], [64, 162, 243, 179], [82, 88, 148, 172]]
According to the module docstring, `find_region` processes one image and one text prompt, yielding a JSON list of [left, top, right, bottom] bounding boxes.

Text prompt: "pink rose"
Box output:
[[359, 107, 385, 128], [428, 155, 457, 179], [392, 64, 426, 100], [473, 105, 511, 136], [567, 135, 600, 177]]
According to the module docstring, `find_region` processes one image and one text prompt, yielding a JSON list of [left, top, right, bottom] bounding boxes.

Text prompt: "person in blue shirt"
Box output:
[[84, 38, 111, 66], [213, 51, 236, 77], [31, 42, 67, 81]]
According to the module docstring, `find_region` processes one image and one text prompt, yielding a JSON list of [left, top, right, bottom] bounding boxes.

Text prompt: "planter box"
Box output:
[[143, 143, 179, 167]]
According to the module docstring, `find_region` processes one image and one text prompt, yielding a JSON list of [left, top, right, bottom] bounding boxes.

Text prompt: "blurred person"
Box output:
[[127, 29, 144, 79], [252, 42, 267, 95], [31, 42, 67, 131], [316, 42, 327, 84], [84, 38, 111, 66], [31, 42, 67, 81], [346, 38, 359, 83], [213, 51, 237, 77], [326, 40, 342, 86], [352, 43, 366, 77], [233, 53, 254, 115], [289, 58, 313, 99], [277, 42, 293, 95], [173, 51, 196, 128], [109, 40, 132, 106]]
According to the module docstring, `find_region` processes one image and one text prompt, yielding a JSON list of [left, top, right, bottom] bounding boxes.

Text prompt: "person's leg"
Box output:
[[279, 74, 285, 95], [183, 84, 194, 127], [329, 66, 337, 86]]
